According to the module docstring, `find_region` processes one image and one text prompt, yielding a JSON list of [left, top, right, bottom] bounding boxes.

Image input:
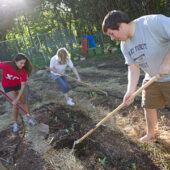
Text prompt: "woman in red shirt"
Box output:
[[0, 53, 35, 132]]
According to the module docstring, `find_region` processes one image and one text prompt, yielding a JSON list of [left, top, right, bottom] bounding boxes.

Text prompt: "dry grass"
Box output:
[[43, 148, 84, 170], [1, 59, 169, 169]]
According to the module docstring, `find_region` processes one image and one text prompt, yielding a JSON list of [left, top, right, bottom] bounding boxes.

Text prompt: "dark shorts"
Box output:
[[142, 80, 170, 109], [3, 84, 21, 93]]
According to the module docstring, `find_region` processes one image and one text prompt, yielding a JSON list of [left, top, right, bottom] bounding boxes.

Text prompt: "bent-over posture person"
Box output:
[[0, 53, 36, 132], [50, 48, 81, 106], [102, 10, 170, 142]]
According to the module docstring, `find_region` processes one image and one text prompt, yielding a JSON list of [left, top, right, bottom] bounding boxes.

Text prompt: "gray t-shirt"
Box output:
[[121, 14, 170, 82]]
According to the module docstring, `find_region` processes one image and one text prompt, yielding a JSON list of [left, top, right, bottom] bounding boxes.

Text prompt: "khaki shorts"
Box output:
[[142, 80, 170, 109]]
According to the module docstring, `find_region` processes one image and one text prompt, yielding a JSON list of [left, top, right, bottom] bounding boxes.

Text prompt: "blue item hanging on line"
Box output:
[[82, 35, 96, 48]]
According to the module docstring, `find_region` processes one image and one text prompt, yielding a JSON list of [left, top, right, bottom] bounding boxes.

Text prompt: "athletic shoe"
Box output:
[[28, 119, 36, 126], [13, 123, 19, 133], [67, 100, 75, 106], [68, 97, 72, 101]]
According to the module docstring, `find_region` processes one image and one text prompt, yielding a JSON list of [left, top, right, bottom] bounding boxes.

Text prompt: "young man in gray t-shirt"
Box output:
[[102, 10, 170, 142]]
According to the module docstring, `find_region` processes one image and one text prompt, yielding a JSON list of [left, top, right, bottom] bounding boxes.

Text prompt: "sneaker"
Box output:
[[68, 97, 72, 101], [13, 123, 19, 133], [28, 119, 36, 126], [67, 100, 75, 106]]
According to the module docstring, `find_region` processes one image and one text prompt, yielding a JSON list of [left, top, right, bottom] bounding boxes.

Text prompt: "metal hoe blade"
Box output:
[[36, 123, 49, 134], [0, 90, 50, 134]]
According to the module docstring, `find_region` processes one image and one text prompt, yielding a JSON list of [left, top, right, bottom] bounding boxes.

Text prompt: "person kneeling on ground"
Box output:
[[0, 53, 36, 133], [50, 48, 81, 106], [102, 10, 170, 142]]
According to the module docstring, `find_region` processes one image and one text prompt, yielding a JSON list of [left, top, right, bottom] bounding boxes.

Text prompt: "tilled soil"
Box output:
[[33, 103, 159, 170], [0, 125, 44, 170], [0, 55, 169, 170]]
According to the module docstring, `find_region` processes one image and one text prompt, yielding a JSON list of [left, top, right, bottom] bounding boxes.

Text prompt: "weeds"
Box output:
[[99, 157, 106, 167], [134, 105, 138, 110], [132, 163, 136, 170], [138, 143, 169, 170], [80, 124, 86, 129], [66, 113, 70, 118], [70, 124, 75, 132], [90, 91, 98, 98], [160, 115, 165, 122], [73, 115, 77, 122], [65, 129, 69, 134]]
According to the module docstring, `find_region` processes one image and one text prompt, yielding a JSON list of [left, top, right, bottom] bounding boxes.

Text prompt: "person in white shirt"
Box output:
[[50, 48, 81, 106]]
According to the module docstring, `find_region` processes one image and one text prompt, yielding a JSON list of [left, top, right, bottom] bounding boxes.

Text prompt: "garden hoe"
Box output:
[[0, 90, 49, 134], [53, 70, 108, 96], [71, 75, 158, 151]]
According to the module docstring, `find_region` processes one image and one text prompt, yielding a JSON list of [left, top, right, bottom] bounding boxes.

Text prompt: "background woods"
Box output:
[[0, 0, 169, 40], [0, 0, 169, 64]]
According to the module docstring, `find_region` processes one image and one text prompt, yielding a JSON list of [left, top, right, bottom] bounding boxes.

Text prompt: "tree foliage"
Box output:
[[0, 0, 169, 42]]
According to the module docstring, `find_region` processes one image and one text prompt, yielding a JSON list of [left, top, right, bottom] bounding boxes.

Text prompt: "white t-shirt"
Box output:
[[50, 55, 74, 76], [121, 14, 170, 82]]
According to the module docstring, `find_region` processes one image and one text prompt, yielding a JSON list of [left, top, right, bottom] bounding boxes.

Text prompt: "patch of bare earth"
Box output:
[[0, 54, 169, 169], [33, 103, 160, 170]]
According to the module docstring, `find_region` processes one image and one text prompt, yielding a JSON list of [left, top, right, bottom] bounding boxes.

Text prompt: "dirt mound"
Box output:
[[34, 103, 159, 170], [0, 126, 44, 170], [0, 55, 169, 169]]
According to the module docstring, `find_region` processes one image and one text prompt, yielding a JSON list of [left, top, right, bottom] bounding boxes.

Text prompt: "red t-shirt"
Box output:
[[0, 62, 27, 88]]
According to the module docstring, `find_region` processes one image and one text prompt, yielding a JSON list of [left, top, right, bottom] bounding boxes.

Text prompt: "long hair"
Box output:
[[11, 53, 33, 77], [56, 48, 71, 65]]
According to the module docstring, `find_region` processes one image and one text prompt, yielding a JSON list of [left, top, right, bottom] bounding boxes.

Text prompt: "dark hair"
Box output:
[[102, 10, 131, 33], [11, 53, 33, 77]]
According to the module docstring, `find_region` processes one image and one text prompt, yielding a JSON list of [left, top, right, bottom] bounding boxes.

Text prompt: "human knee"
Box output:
[[13, 105, 19, 112], [6, 91, 17, 100], [144, 108, 157, 114]]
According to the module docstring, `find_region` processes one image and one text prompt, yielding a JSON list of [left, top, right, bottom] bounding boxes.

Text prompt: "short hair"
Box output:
[[102, 10, 131, 33]]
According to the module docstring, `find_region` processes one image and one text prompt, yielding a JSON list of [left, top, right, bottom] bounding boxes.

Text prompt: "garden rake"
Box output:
[[53, 70, 108, 96], [72, 75, 158, 149], [0, 89, 49, 134]]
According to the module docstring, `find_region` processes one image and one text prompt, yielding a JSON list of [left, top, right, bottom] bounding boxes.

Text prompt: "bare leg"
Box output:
[[20, 91, 36, 125], [20, 91, 30, 113], [6, 91, 18, 123], [140, 108, 157, 142], [63, 93, 69, 101]]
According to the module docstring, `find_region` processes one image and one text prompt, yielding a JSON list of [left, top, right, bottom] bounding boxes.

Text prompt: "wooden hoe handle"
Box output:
[[75, 75, 158, 144], [54, 70, 108, 96]]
